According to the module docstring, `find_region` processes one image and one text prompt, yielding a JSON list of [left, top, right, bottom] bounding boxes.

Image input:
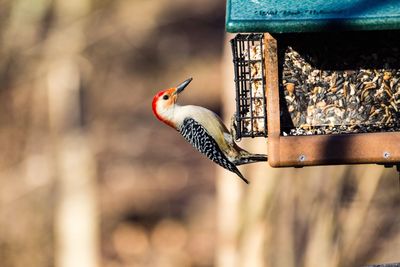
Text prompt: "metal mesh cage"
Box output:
[[230, 33, 267, 139]]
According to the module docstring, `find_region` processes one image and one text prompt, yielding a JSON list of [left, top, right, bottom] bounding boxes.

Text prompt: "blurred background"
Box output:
[[0, 1, 399, 267]]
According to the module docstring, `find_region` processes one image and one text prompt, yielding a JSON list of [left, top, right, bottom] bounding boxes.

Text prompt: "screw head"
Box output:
[[298, 154, 306, 162], [383, 151, 390, 159]]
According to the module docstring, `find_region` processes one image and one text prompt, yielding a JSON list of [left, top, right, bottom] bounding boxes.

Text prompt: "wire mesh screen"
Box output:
[[230, 33, 267, 139]]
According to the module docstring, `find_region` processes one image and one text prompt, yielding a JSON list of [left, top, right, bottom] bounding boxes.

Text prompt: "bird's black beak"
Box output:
[[175, 77, 193, 95]]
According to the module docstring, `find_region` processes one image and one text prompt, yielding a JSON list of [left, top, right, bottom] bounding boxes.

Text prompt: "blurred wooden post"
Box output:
[[218, 34, 279, 267], [216, 34, 244, 267], [46, 1, 99, 267]]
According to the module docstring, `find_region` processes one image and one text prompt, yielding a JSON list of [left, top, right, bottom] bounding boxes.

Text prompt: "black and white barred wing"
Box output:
[[179, 118, 248, 183]]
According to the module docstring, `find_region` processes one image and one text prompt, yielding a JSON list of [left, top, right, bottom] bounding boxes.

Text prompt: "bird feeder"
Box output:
[[227, 0, 400, 168]]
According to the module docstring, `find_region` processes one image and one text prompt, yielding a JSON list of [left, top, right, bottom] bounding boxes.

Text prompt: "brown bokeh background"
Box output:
[[0, 1, 399, 267], [0, 1, 223, 266]]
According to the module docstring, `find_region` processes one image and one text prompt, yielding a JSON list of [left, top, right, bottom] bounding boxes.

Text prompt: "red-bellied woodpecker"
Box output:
[[152, 78, 268, 183]]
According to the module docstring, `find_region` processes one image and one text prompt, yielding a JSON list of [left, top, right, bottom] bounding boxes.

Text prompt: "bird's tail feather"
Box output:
[[234, 169, 249, 184]]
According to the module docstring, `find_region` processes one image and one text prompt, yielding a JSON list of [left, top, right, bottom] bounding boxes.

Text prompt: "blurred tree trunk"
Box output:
[[218, 34, 400, 267], [45, 1, 99, 267]]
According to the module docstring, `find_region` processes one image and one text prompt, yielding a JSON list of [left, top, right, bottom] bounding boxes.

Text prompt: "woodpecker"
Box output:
[[152, 78, 268, 183]]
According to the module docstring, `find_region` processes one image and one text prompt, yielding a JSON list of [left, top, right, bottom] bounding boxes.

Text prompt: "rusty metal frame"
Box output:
[[264, 33, 400, 168]]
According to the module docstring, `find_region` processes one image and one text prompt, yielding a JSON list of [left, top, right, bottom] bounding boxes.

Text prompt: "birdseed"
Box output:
[[280, 31, 400, 136]]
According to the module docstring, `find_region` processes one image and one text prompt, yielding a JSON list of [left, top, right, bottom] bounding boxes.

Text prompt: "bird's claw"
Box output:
[[230, 114, 239, 140]]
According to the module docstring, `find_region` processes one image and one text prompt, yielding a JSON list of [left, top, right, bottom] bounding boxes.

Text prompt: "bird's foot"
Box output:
[[230, 114, 239, 140]]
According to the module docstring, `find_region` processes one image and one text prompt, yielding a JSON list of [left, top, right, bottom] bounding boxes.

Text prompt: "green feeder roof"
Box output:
[[226, 0, 400, 33]]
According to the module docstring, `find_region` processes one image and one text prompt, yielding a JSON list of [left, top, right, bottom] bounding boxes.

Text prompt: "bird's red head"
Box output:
[[152, 78, 192, 128]]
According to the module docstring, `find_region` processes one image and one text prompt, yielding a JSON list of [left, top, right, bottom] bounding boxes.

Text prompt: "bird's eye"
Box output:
[[163, 95, 169, 100]]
